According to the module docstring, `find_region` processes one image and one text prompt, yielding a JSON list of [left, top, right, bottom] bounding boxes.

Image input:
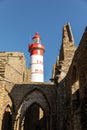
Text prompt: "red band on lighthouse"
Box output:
[[29, 43, 45, 56]]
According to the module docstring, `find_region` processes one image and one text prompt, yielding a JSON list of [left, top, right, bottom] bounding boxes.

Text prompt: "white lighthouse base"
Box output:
[[31, 74, 44, 82], [30, 55, 44, 82]]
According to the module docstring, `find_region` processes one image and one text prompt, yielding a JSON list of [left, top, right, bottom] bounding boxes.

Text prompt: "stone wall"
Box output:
[[0, 52, 31, 84], [65, 27, 87, 130], [51, 23, 76, 130], [10, 83, 57, 130]]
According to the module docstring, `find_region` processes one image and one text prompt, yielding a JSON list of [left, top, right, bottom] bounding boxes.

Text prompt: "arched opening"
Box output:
[[23, 103, 47, 130], [2, 106, 12, 130], [18, 89, 50, 130], [72, 66, 80, 109]]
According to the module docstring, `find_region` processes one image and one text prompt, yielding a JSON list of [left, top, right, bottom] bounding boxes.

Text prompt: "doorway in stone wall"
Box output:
[[2, 106, 12, 130], [23, 103, 47, 130]]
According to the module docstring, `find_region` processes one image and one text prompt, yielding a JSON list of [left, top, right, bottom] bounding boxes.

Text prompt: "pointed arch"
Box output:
[[14, 87, 50, 130], [1, 105, 12, 130], [19, 87, 50, 111], [0, 86, 13, 130], [20, 88, 50, 120], [23, 102, 47, 130]]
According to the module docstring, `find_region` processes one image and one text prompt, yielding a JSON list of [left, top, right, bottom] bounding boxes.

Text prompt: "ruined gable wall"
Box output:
[[51, 23, 77, 130], [66, 27, 87, 130]]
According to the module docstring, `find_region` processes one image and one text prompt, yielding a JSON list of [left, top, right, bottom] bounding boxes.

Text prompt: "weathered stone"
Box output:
[[0, 23, 87, 130]]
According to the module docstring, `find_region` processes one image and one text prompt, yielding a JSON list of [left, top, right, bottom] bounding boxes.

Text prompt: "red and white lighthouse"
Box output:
[[28, 32, 45, 82]]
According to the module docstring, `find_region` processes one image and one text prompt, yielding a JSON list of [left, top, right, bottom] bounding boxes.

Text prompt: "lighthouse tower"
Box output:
[[28, 32, 45, 82]]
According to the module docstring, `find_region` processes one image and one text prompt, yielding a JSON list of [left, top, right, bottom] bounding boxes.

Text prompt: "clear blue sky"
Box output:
[[0, 0, 87, 82]]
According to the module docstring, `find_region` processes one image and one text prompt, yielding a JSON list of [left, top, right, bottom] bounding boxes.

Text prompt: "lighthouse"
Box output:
[[28, 32, 45, 82]]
